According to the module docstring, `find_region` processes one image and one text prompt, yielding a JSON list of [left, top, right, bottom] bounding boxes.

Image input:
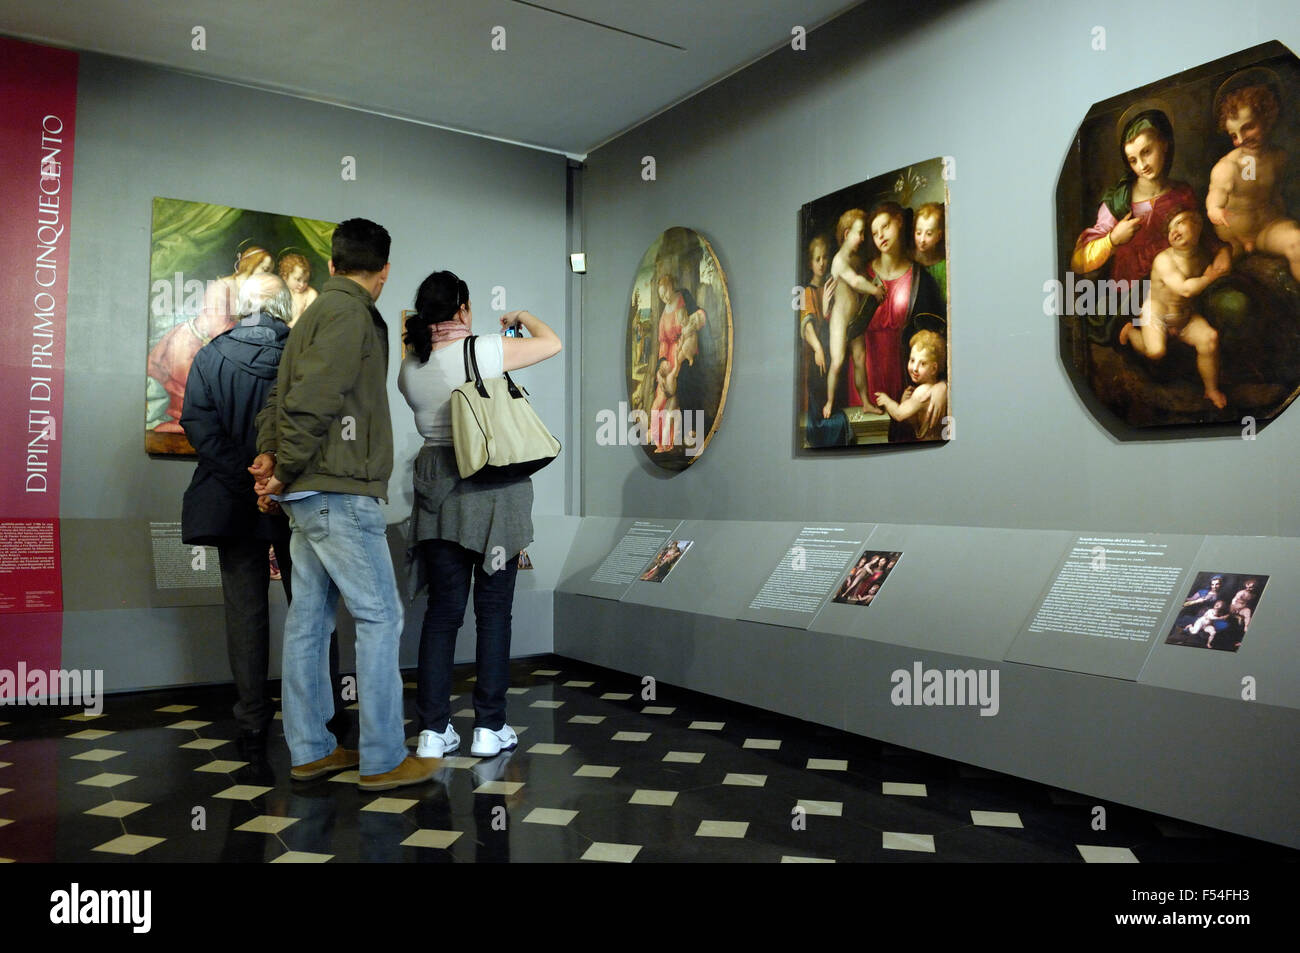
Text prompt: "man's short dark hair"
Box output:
[[331, 218, 391, 274]]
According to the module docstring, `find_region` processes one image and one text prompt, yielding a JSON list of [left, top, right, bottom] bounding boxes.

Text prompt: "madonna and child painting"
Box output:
[[796, 157, 951, 451], [1056, 42, 1300, 430], [623, 227, 733, 471]]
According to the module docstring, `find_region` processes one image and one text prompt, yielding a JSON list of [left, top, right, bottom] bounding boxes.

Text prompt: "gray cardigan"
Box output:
[[405, 443, 533, 599]]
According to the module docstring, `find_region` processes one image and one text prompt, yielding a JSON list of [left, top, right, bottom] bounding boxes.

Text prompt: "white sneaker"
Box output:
[[416, 725, 460, 758], [470, 725, 518, 757]]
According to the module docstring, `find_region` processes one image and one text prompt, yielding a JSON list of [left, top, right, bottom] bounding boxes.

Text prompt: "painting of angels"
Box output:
[[145, 197, 335, 455]]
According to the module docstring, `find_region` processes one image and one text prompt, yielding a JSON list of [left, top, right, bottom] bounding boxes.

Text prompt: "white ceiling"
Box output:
[[0, 0, 863, 157]]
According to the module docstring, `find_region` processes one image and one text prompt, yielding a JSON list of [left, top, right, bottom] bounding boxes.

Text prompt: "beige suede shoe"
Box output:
[[358, 755, 441, 791], [291, 746, 360, 781]]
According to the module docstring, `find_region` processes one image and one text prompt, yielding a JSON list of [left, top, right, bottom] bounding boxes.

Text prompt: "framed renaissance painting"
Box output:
[[622, 226, 733, 471], [145, 197, 336, 455], [796, 157, 951, 451], [1055, 41, 1300, 430]]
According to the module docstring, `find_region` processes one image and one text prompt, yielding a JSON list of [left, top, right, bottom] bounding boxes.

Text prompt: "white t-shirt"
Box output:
[[399, 334, 506, 446]]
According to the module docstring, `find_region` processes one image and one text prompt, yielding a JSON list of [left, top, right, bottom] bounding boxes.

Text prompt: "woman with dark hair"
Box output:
[[397, 271, 561, 759], [1072, 110, 1228, 344], [850, 201, 943, 440]]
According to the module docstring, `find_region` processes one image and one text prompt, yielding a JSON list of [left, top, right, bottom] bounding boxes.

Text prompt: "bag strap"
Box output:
[[463, 334, 530, 400], [502, 370, 525, 399], [462, 336, 489, 398]]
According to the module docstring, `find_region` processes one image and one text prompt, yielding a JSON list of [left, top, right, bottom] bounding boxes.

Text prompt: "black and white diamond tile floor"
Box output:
[[0, 654, 1293, 863]]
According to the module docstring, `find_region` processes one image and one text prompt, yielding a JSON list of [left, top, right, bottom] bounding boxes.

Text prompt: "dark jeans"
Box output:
[[416, 539, 519, 733], [216, 534, 342, 734]]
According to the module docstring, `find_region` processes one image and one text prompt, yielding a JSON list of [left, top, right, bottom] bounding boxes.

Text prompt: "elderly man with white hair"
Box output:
[[180, 271, 345, 763]]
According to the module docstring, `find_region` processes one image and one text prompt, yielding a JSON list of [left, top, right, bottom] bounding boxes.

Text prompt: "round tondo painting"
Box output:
[[624, 227, 733, 471]]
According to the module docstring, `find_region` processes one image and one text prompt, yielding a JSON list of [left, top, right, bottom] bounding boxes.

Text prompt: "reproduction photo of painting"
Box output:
[[831, 550, 902, 607], [796, 157, 950, 450], [1165, 571, 1267, 652], [145, 197, 336, 455], [624, 227, 733, 472], [1057, 41, 1300, 429], [640, 539, 693, 583]]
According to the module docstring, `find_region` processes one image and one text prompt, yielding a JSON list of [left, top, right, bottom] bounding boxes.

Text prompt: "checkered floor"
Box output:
[[0, 655, 1292, 863]]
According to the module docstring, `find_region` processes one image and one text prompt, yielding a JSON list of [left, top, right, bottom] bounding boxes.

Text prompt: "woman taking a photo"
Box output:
[[398, 271, 561, 759]]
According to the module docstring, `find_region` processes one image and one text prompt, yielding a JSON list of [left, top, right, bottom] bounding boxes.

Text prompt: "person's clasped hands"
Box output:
[[248, 452, 283, 513]]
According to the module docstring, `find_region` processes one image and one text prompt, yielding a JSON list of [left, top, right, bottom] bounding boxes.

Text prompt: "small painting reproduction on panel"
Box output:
[[796, 157, 950, 451], [639, 539, 693, 583], [145, 197, 336, 455], [1165, 571, 1267, 652], [831, 550, 903, 607]]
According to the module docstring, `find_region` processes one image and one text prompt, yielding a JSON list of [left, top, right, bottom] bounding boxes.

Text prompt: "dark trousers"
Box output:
[[416, 539, 519, 733], [216, 534, 341, 733]]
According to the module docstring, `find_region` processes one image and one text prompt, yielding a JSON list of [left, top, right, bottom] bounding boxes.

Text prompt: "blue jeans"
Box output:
[[282, 493, 406, 776], [416, 539, 519, 733]]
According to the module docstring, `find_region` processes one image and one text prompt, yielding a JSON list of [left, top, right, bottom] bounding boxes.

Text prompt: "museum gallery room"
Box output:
[[0, 0, 1297, 881]]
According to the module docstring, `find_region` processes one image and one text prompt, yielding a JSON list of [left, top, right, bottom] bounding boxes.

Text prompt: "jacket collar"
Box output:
[[236, 311, 288, 330], [323, 274, 376, 305], [227, 311, 290, 342]]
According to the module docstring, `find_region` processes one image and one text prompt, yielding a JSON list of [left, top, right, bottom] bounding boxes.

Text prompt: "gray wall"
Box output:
[[578, 0, 1300, 536], [560, 0, 1300, 850], [61, 54, 571, 687]]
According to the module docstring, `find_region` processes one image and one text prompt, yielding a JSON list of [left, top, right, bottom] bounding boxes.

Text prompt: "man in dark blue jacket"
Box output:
[[181, 272, 343, 761]]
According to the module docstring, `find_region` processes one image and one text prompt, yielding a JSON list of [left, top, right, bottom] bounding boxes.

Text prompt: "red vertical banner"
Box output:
[[0, 38, 77, 673]]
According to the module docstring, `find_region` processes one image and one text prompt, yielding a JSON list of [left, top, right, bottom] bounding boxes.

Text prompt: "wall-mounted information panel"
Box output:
[[1006, 534, 1204, 680], [558, 518, 682, 601], [738, 523, 876, 630]]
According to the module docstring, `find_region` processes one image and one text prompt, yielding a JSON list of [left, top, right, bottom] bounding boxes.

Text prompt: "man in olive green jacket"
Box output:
[[252, 218, 436, 791]]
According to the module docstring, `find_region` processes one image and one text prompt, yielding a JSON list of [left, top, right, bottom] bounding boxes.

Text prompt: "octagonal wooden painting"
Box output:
[[1055, 41, 1300, 430]]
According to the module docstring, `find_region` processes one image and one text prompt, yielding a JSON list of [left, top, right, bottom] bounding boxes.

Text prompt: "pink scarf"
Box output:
[[430, 321, 472, 344]]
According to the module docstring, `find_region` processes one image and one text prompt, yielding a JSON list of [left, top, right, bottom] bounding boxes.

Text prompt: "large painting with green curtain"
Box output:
[[145, 196, 336, 455]]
